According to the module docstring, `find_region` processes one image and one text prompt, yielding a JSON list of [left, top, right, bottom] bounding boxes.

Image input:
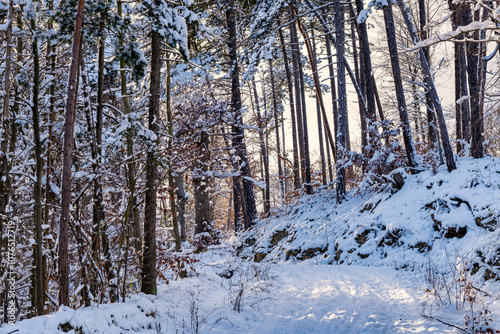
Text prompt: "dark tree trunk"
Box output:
[[355, 0, 378, 128], [117, 0, 142, 252], [59, 0, 85, 306], [278, 27, 301, 190], [334, 0, 347, 202], [260, 77, 271, 215], [397, 0, 456, 171], [269, 60, 284, 200], [289, 7, 307, 191], [194, 131, 212, 235], [311, 38, 327, 186], [166, 58, 182, 251], [419, 0, 438, 150], [227, 0, 257, 228], [325, 31, 339, 147], [31, 16, 45, 316], [295, 17, 336, 185], [466, 7, 483, 158], [141, 26, 161, 296], [298, 49, 313, 194], [383, 3, 419, 170], [174, 174, 186, 241]]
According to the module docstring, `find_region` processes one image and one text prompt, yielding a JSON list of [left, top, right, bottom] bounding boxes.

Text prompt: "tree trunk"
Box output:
[[30, 15, 44, 316], [252, 80, 270, 215], [278, 26, 300, 190], [269, 60, 284, 201], [383, 2, 419, 170], [397, 0, 456, 171], [419, 0, 438, 150], [335, 0, 347, 202], [311, 38, 327, 186], [466, 7, 483, 158], [117, 0, 142, 252], [58, 0, 85, 307], [0, 2, 13, 299], [194, 131, 212, 235], [298, 49, 313, 194], [166, 58, 181, 251], [141, 26, 161, 296], [227, 0, 257, 228], [289, 7, 307, 192]]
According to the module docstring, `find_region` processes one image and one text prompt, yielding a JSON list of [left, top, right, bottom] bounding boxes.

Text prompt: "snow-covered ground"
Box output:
[[0, 246, 471, 333], [2, 158, 500, 333]]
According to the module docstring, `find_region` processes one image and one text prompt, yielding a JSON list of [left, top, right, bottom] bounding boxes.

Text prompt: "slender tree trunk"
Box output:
[[295, 17, 336, 178], [311, 38, 327, 186], [141, 25, 161, 296], [335, 0, 347, 202], [269, 60, 284, 201], [278, 27, 300, 190], [355, 0, 378, 127], [397, 0, 456, 171], [466, 7, 483, 158], [227, 0, 257, 228], [174, 174, 186, 241], [419, 0, 438, 150], [30, 15, 44, 316], [298, 48, 313, 194], [166, 59, 181, 251], [260, 77, 271, 215], [0, 2, 13, 296], [324, 32, 339, 146], [383, 2, 419, 170], [58, 0, 85, 306], [117, 0, 142, 252], [252, 80, 269, 215], [289, 7, 306, 191]]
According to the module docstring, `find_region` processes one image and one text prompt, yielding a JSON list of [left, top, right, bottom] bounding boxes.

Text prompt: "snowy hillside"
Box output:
[[239, 158, 500, 277]]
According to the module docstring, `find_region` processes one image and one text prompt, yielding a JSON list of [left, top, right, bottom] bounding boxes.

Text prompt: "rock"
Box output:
[[270, 229, 288, 246], [444, 225, 467, 239], [254, 252, 267, 263]]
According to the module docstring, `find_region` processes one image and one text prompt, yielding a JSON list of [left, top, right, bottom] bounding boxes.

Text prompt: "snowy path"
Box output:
[[225, 264, 453, 334], [0, 263, 460, 334]]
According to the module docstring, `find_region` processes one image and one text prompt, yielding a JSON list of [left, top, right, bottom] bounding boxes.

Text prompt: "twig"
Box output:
[[422, 314, 471, 334]]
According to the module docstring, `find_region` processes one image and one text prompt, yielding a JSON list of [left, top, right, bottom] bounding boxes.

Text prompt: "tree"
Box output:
[[59, 0, 85, 307]]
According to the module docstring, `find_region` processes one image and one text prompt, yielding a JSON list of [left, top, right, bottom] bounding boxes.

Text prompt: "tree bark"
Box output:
[[383, 3, 419, 170], [269, 60, 284, 200], [166, 58, 181, 251], [252, 80, 270, 215], [278, 26, 301, 190], [419, 0, 439, 150], [227, 0, 257, 228], [335, 0, 347, 202], [193, 131, 212, 235], [31, 14, 45, 316], [58, 0, 85, 307], [141, 26, 161, 296]]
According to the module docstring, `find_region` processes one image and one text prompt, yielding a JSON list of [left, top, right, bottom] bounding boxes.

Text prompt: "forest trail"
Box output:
[[229, 264, 454, 334]]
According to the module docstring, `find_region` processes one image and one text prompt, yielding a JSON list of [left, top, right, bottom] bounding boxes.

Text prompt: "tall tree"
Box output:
[[382, 1, 419, 170], [59, 0, 85, 306], [141, 8, 162, 296], [227, 0, 257, 228]]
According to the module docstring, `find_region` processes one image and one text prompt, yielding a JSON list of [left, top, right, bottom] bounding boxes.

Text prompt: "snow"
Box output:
[[3, 158, 500, 333], [0, 249, 462, 333]]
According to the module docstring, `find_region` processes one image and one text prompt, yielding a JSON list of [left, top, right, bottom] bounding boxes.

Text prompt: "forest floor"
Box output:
[[2, 157, 500, 333], [2, 244, 498, 333]]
